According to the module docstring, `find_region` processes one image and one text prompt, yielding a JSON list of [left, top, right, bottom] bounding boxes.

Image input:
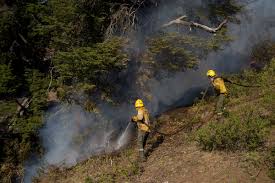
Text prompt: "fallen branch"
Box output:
[[47, 67, 54, 92], [18, 33, 28, 44], [16, 98, 32, 116], [162, 16, 228, 33]]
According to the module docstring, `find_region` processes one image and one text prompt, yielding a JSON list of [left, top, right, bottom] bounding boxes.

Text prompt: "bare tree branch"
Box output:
[[47, 67, 54, 92], [105, 0, 145, 39], [18, 33, 28, 44], [191, 19, 228, 33], [162, 16, 189, 27], [162, 16, 228, 33], [16, 98, 32, 116]]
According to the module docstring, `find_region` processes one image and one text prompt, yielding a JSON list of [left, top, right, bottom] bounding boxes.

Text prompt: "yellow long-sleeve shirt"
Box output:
[[132, 107, 150, 132], [212, 77, 228, 95]]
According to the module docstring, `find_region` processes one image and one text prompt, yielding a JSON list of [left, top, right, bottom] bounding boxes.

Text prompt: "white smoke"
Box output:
[[147, 0, 275, 114], [23, 103, 136, 182], [23, 0, 275, 182]]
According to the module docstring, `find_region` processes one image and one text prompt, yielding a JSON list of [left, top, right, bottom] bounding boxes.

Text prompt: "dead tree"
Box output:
[[162, 16, 228, 33]]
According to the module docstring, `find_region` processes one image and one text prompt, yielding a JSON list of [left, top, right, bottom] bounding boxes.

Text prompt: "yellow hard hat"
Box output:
[[207, 70, 216, 77], [135, 99, 144, 108]]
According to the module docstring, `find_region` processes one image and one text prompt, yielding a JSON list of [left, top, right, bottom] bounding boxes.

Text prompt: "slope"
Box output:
[[37, 61, 275, 183]]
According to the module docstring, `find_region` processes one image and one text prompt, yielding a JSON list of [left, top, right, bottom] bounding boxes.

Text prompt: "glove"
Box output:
[[131, 116, 137, 122]]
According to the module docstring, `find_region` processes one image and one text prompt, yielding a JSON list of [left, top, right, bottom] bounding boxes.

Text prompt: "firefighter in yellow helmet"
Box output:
[[207, 70, 228, 115], [131, 99, 150, 162]]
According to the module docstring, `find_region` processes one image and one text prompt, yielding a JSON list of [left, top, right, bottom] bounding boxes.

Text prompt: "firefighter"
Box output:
[[131, 99, 150, 162], [207, 70, 228, 115]]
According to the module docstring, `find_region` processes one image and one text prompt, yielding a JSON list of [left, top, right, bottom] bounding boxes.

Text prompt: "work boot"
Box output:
[[139, 156, 146, 162], [214, 112, 223, 121]]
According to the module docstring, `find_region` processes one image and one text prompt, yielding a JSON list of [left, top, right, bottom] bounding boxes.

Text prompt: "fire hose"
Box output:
[[132, 78, 275, 137], [224, 79, 261, 87], [132, 87, 210, 137], [223, 78, 275, 87]]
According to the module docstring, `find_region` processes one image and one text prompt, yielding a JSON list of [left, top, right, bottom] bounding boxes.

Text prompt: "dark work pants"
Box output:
[[138, 129, 149, 160], [216, 93, 225, 114]]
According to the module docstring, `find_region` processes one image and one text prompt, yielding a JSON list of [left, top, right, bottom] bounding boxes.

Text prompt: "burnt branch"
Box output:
[[162, 16, 228, 33]]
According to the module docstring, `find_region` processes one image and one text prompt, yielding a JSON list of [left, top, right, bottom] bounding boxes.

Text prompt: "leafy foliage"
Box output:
[[54, 37, 128, 88], [196, 114, 270, 151], [251, 41, 275, 66], [0, 64, 16, 96], [146, 29, 232, 74], [207, 0, 242, 21]]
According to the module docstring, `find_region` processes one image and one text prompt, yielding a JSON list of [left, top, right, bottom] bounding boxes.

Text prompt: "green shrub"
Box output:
[[251, 41, 275, 66], [196, 115, 270, 151], [116, 161, 141, 178], [84, 176, 95, 183], [0, 64, 17, 96], [95, 173, 115, 183]]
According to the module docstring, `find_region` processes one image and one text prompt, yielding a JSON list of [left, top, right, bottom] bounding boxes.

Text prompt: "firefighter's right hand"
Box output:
[[131, 116, 136, 122]]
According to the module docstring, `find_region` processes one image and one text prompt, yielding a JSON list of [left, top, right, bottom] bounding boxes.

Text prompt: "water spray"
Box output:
[[115, 122, 133, 150]]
